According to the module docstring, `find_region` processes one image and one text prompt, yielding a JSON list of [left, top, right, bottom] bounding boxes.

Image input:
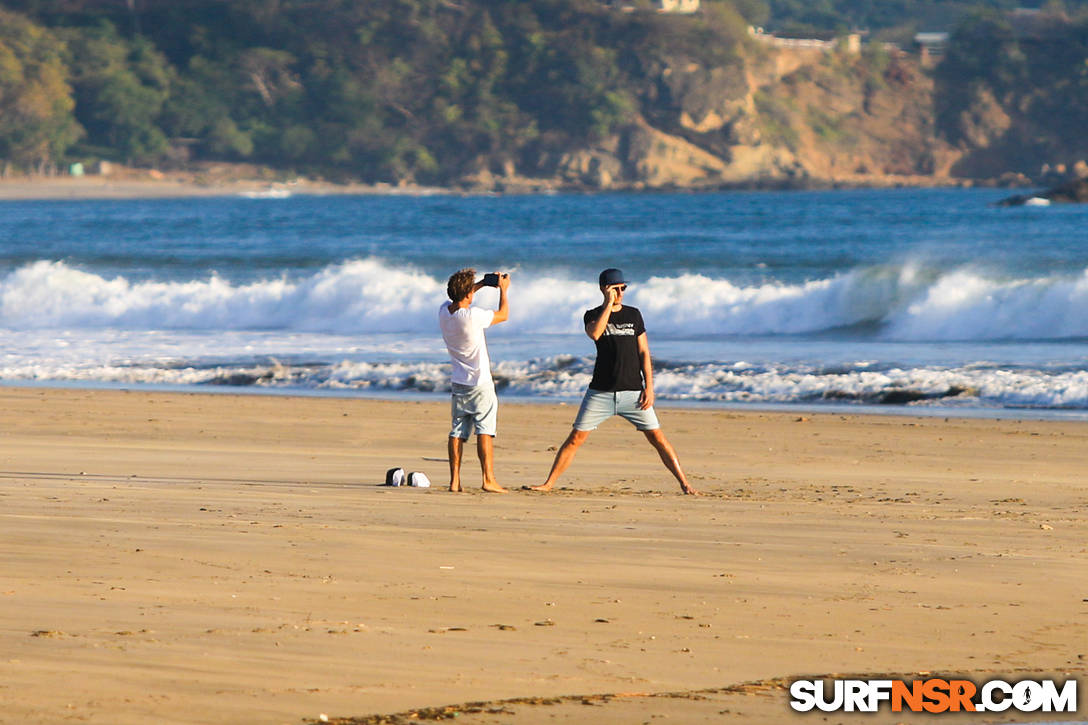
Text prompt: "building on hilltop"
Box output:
[[603, 0, 700, 13], [656, 0, 699, 12], [913, 7, 1068, 67], [913, 32, 950, 67], [748, 26, 862, 54]]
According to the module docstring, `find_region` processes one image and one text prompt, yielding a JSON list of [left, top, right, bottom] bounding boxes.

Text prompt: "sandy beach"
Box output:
[[1, 387, 1085, 724], [0, 169, 965, 202], [0, 173, 440, 201]]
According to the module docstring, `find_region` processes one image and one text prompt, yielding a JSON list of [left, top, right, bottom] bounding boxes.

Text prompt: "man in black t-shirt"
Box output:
[[528, 268, 697, 495]]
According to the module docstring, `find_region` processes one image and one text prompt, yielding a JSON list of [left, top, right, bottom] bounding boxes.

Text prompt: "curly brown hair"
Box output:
[[447, 268, 476, 302]]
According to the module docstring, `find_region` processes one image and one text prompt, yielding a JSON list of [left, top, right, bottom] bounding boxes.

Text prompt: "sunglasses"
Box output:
[[612, 284, 628, 292]]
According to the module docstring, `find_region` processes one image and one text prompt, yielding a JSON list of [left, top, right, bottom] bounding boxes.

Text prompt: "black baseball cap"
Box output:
[[599, 268, 627, 286]]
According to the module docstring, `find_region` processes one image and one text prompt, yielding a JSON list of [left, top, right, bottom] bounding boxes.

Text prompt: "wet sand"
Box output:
[[1, 387, 1085, 724]]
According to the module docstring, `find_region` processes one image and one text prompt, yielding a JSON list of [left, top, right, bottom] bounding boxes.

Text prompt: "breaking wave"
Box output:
[[3, 259, 1088, 342]]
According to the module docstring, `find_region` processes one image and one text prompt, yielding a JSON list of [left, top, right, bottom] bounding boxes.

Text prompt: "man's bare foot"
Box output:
[[449, 484, 463, 492], [524, 483, 553, 492], [482, 482, 508, 493], [681, 485, 700, 495]]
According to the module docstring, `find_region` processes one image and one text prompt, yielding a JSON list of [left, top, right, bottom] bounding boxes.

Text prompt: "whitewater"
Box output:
[[2, 189, 1086, 415]]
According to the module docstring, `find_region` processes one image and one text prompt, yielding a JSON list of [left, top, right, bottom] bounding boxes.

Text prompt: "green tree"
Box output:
[[61, 22, 172, 162], [933, 10, 1024, 145], [160, 55, 252, 159], [0, 9, 81, 171]]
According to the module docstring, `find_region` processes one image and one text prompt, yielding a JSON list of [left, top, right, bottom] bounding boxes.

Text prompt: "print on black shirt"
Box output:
[[583, 305, 646, 392]]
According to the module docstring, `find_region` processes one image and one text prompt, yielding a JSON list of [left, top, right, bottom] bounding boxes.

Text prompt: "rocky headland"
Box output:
[[459, 43, 962, 192], [451, 37, 1086, 193]]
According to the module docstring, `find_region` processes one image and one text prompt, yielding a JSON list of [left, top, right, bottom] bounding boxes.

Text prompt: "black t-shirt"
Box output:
[[584, 305, 646, 391]]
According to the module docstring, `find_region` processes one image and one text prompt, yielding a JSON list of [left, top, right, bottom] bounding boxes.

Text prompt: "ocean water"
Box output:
[[2, 188, 1087, 417]]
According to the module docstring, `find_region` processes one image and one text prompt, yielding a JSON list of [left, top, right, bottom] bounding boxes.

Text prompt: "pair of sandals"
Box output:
[[384, 467, 431, 488]]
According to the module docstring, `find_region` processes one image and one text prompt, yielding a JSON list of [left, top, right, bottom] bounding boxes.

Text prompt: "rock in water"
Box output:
[[996, 177, 1088, 206]]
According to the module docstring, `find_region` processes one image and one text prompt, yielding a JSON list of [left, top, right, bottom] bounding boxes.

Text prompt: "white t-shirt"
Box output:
[[439, 302, 495, 386]]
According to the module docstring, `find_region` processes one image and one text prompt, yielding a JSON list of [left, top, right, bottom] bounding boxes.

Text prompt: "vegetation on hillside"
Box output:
[[0, 0, 755, 182], [0, 0, 1085, 183], [0, 9, 81, 172], [765, 0, 1088, 39], [934, 7, 1088, 175]]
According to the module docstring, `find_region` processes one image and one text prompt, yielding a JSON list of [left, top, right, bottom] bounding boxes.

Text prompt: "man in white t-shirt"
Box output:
[[439, 268, 510, 493]]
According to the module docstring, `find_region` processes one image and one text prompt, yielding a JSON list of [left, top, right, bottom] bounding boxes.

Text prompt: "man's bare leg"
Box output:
[[448, 436, 465, 492], [528, 429, 590, 491], [643, 429, 698, 495], [477, 434, 508, 493]]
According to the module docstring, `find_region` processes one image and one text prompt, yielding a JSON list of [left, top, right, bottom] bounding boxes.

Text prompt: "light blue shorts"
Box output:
[[572, 389, 660, 432], [450, 382, 498, 438]]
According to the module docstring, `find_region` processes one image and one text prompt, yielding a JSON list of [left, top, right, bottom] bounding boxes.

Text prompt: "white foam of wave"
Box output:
[[0, 259, 445, 334], [240, 189, 292, 199], [4, 259, 1088, 341], [653, 363, 1088, 408], [3, 352, 1087, 409]]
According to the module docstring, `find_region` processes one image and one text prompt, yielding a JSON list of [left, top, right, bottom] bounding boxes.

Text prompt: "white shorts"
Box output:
[[450, 382, 498, 438], [572, 389, 660, 432]]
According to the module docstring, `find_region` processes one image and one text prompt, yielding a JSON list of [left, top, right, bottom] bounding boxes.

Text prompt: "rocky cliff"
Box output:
[[513, 43, 970, 191]]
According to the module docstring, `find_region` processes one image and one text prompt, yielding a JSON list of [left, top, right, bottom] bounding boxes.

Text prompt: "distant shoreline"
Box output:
[[0, 170, 985, 201], [0, 175, 453, 201]]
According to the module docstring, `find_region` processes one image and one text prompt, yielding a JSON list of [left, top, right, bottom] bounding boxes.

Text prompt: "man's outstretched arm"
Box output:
[[491, 273, 511, 325]]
